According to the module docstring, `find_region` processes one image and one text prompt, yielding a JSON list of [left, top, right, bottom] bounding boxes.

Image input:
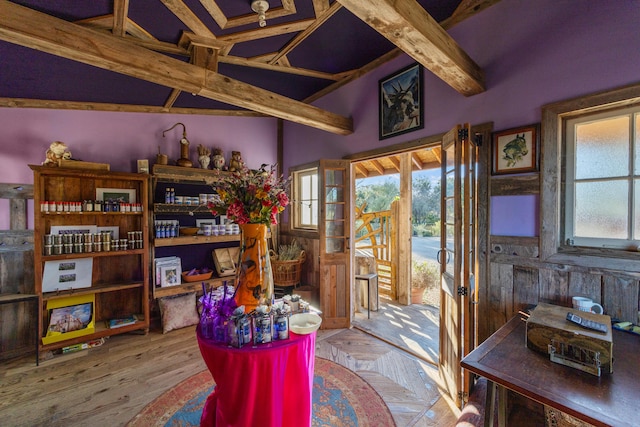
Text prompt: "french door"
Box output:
[[438, 123, 478, 407], [318, 159, 351, 328]]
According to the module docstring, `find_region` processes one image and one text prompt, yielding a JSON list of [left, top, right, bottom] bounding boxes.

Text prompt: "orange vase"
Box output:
[[234, 223, 274, 312]]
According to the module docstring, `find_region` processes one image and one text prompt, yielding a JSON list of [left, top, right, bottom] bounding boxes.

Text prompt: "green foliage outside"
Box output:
[[355, 173, 441, 237], [412, 260, 439, 289]]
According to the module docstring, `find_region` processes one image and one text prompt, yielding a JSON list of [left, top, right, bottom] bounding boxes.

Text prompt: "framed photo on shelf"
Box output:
[[160, 265, 182, 287], [42, 294, 95, 345], [492, 123, 540, 175], [379, 62, 424, 140], [96, 187, 136, 203], [42, 258, 93, 293]]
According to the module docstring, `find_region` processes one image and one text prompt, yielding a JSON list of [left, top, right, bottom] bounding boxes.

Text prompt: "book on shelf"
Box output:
[[107, 315, 137, 329]]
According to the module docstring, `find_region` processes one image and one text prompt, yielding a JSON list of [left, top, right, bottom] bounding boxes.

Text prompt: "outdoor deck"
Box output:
[[353, 295, 439, 366]]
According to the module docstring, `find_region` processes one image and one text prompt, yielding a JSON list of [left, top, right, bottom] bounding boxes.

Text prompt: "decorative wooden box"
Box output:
[[526, 303, 613, 376]]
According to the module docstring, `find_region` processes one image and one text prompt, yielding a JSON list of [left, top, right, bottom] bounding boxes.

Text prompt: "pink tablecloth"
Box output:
[[196, 327, 316, 427]]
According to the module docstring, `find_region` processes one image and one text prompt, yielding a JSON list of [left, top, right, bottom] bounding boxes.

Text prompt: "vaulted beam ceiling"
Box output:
[[0, 0, 353, 135], [337, 0, 485, 96]]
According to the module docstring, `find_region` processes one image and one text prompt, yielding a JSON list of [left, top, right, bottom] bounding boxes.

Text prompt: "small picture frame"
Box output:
[[96, 187, 137, 204], [492, 123, 540, 175], [379, 63, 424, 140], [137, 159, 149, 174], [160, 265, 181, 287]]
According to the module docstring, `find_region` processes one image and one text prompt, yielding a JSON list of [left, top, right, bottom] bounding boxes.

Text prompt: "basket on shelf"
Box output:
[[270, 250, 306, 288]]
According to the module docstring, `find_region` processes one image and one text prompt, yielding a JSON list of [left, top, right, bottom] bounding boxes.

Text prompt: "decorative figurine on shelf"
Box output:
[[162, 122, 193, 167], [229, 151, 244, 172], [212, 147, 225, 170], [197, 144, 211, 169], [43, 141, 72, 167]]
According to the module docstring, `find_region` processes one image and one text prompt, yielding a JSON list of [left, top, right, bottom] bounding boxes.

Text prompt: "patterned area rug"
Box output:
[[128, 357, 394, 427]]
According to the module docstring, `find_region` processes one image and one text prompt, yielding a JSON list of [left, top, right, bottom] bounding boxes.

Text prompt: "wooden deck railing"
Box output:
[[354, 200, 397, 299]]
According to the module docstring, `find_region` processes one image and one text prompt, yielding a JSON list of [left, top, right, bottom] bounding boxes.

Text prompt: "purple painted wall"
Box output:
[[1, 0, 639, 234], [0, 110, 277, 229], [282, 0, 640, 236]]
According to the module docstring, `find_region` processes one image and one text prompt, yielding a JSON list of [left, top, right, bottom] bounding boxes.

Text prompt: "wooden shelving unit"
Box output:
[[150, 165, 237, 299], [30, 165, 150, 354]]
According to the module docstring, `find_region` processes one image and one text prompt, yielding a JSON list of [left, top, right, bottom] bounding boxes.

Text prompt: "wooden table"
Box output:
[[461, 315, 640, 427]]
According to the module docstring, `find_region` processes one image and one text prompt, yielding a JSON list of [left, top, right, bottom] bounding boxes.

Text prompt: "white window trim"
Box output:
[[564, 106, 639, 250], [291, 166, 319, 231], [540, 83, 640, 272]]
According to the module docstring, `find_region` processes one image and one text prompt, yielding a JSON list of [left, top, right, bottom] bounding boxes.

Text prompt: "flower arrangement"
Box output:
[[207, 164, 290, 225]]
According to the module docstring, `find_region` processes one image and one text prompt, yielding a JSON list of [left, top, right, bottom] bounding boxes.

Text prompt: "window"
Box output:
[[540, 83, 640, 266], [292, 167, 318, 230], [565, 106, 640, 250]]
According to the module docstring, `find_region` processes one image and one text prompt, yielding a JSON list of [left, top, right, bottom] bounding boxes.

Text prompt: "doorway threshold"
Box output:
[[353, 298, 440, 366]]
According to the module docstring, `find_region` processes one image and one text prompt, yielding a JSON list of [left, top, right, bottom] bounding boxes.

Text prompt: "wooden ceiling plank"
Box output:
[[192, 45, 219, 72], [0, 1, 353, 135], [224, 6, 296, 30], [269, 2, 342, 65], [432, 146, 442, 163], [387, 156, 400, 172], [370, 159, 386, 175], [441, 0, 501, 29], [0, 97, 266, 116], [159, 0, 216, 38], [164, 89, 181, 109], [337, 0, 485, 96], [198, 0, 227, 29], [411, 152, 423, 170], [77, 16, 157, 42], [355, 163, 369, 178], [312, 0, 331, 16], [222, 55, 340, 81], [112, 0, 129, 37], [217, 19, 313, 44]]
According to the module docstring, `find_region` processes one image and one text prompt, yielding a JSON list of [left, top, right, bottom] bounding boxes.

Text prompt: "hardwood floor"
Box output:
[[0, 325, 459, 427]]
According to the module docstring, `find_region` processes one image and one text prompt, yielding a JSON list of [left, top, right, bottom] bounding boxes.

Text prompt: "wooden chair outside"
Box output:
[[354, 200, 397, 300]]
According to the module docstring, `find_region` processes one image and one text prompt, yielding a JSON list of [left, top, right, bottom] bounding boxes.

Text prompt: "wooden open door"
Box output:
[[438, 123, 477, 407], [318, 159, 351, 328]]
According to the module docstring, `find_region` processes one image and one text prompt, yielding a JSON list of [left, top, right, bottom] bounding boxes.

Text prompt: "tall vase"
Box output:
[[234, 223, 274, 312]]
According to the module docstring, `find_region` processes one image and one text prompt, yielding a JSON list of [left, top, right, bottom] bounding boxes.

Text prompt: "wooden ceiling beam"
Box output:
[[370, 159, 386, 175], [159, 0, 216, 38], [354, 163, 369, 178], [269, 2, 342, 65], [387, 156, 400, 172], [411, 152, 423, 170], [112, 0, 129, 37], [0, 1, 353, 135], [337, 0, 485, 96]]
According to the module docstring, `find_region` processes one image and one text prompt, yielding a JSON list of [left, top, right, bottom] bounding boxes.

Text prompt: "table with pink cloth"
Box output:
[[196, 327, 316, 427]]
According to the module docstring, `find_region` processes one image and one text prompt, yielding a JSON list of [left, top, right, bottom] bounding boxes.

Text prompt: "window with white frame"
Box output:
[[292, 167, 318, 230], [564, 105, 640, 250]]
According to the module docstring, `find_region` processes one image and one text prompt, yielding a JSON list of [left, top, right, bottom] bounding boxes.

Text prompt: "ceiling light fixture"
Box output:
[[251, 0, 269, 27]]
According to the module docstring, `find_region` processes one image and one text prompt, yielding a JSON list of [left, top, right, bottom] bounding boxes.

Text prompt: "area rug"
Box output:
[[127, 357, 394, 427]]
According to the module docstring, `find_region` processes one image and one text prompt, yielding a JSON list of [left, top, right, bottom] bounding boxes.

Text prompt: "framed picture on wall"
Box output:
[[379, 63, 424, 140], [492, 123, 540, 175]]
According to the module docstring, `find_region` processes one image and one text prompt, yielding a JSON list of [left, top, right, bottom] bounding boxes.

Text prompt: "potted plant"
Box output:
[[411, 260, 438, 304]]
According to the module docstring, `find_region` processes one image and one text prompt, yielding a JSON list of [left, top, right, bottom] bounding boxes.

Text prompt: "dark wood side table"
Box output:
[[461, 315, 639, 427], [0, 293, 40, 366]]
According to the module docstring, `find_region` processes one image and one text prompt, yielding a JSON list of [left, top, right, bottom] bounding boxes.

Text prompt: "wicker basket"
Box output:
[[270, 250, 306, 287]]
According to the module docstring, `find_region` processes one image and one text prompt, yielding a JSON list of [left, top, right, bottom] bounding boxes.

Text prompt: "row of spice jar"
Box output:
[[40, 200, 143, 213], [43, 231, 144, 255]]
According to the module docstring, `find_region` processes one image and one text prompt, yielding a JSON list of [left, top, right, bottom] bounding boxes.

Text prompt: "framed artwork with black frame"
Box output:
[[492, 123, 540, 175], [379, 63, 424, 140]]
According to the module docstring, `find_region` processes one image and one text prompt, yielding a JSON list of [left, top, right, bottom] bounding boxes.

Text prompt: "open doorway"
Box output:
[[351, 146, 442, 365]]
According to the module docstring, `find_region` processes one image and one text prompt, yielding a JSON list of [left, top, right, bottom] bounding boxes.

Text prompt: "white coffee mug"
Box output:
[[572, 296, 604, 314]]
